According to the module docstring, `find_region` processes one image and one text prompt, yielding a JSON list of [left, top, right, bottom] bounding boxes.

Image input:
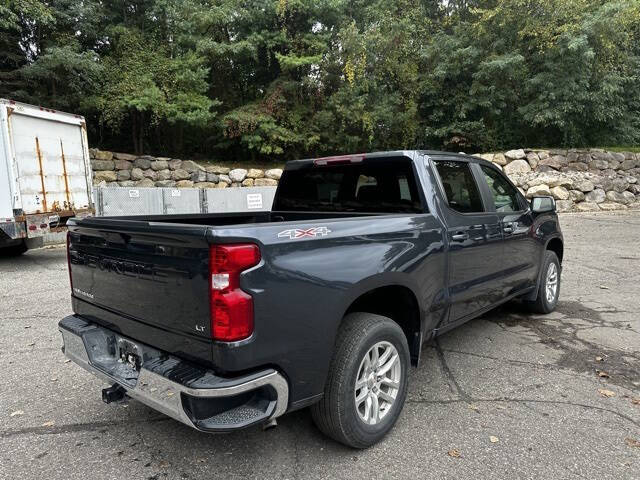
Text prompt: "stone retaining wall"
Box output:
[[89, 149, 281, 189], [475, 148, 640, 212], [90, 148, 640, 212]]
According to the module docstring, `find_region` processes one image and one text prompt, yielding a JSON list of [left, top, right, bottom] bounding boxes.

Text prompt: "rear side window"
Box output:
[[273, 158, 424, 213], [481, 166, 522, 212], [433, 160, 484, 213]]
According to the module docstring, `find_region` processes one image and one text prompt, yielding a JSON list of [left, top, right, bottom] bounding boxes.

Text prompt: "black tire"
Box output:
[[524, 251, 560, 314], [310, 312, 410, 448], [0, 241, 28, 257]]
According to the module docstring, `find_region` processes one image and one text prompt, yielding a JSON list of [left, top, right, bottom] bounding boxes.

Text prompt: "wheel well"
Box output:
[[345, 285, 421, 365], [546, 238, 564, 263]]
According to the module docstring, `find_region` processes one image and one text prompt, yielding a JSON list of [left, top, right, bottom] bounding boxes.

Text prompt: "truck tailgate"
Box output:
[[68, 218, 213, 365]]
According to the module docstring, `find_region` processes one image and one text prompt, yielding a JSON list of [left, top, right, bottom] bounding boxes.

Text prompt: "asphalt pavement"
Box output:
[[1, 212, 639, 479]]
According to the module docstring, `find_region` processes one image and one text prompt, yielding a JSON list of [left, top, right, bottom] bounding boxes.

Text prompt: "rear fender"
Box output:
[[336, 272, 425, 363]]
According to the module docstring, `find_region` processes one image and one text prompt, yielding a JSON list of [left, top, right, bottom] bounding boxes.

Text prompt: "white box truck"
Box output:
[[0, 99, 93, 254]]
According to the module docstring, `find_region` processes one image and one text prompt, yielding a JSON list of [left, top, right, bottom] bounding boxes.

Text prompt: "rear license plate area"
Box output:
[[82, 329, 141, 387], [118, 339, 142, 371]]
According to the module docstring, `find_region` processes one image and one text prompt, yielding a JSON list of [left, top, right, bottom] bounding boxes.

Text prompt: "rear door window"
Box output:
[[433, 160, 484, 213], [273, 158, 424, 213]]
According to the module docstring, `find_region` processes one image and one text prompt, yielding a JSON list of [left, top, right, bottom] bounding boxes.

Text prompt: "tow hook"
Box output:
[[102, 384, 127, 404]]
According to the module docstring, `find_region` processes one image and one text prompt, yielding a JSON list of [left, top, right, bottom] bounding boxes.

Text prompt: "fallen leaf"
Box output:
[[158, 461, 169, 468], [632, 397, 640, 406], [41, 421, 55, 427], [596, 370, 610, 378], [10, 410, 24, 417], [495, 405, 506, 410], [447, 449, 461, 458], [468, 404, 480, 412], [24, 325, 31, 329], [64, 359, 71, 363], [598, 388, 616, 398], [625, 438, 640, 448], [51, 378, 58, 382], [27, 342, 35, 347], [196, 458, 207, 463], [166, 391, 174, 397], [599, 285, 609, 290], [595, 356, 603, 362], [489, 436, 499, 443]]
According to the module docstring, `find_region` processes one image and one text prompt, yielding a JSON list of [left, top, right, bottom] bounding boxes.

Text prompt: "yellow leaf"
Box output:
[[10, 410, 24, 417], [489, 436, 499, 443], [598, 388, 615, 398], [448, 449, 461, 458], [41, 421, 55, 427], [625, 438, 640, 448]]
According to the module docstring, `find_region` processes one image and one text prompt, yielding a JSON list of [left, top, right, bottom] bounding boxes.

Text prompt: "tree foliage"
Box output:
[[1, 0, 638, 157]]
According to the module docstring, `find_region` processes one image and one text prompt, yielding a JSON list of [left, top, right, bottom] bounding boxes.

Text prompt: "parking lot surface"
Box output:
[[1, 212, 639, 479]]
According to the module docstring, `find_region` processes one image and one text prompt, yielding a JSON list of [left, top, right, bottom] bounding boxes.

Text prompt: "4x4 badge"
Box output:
[[278, 226, 332, 239]]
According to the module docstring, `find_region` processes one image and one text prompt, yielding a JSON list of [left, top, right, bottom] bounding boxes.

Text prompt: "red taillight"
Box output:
[[209, 244, 260, 341], [66, 231, 73, 292]]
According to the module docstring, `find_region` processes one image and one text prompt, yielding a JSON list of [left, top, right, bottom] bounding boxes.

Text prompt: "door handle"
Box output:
[[451, 232, 469, 242]]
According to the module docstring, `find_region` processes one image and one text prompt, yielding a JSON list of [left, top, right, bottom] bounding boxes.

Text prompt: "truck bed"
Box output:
[[67, 209, 422, 370]]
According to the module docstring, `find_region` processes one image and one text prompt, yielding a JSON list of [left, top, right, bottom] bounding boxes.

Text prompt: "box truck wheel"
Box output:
[[0, 240, 28, 256]]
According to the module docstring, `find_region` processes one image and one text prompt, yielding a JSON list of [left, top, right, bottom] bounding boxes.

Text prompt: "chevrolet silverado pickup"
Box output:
[[59, 150, 564, 448]]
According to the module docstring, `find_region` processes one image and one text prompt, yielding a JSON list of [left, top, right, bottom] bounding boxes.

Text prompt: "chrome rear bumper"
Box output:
[[59, 315, 289, 431]]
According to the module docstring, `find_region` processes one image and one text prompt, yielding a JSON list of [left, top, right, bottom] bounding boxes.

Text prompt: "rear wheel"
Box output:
[[310, 312, 410, 448], [524, 251, 560, 314]]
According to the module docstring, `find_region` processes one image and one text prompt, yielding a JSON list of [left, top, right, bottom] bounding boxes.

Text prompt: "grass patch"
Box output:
[[597, 146, 640, 153]]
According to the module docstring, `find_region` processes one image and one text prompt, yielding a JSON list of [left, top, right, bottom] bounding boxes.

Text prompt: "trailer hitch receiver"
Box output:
[[102, 384, 126, 404]]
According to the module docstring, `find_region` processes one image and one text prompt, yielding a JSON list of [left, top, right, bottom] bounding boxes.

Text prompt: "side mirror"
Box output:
[[531, 196, 556, 214]]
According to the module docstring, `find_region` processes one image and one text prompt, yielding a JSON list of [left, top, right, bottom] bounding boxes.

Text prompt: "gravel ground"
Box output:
[[1, 212, 639, 480]]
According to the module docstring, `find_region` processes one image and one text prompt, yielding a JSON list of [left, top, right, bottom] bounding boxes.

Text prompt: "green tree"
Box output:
[[97, 27, 216, 153], [1, 0, 638, 158]]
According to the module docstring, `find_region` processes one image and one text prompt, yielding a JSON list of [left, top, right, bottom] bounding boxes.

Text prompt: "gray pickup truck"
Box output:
[[60, 150, 563, 448]]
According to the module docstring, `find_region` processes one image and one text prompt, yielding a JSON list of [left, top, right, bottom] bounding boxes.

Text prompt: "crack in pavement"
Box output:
[[424, 327, 639, 432], [434, 338, 471, 402], [436, 347, 592, 378], [406, 397, 640, 429], [0, 416, 170, 439], [487, 301, 640, 392]]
